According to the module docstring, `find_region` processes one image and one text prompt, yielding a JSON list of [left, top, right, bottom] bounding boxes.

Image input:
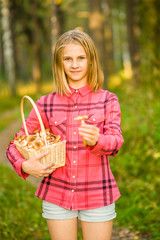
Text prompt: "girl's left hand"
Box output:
[[78, 123, 100, 146]]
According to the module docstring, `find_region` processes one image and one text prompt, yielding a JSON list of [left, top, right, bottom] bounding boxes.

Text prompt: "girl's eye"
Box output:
[[64, 58, 71, 61], [79, 56, 85, 60]]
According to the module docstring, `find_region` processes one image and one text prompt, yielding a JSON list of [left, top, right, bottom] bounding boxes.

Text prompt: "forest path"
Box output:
[[0, 118, 142, 240]]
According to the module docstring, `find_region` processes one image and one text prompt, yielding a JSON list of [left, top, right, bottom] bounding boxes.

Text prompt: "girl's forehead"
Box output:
[[63, 43, 86, 55]]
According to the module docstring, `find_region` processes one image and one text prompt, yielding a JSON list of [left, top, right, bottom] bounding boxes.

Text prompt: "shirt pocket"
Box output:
[[48, 114, 66, 138], [86, 113, 104, 132]]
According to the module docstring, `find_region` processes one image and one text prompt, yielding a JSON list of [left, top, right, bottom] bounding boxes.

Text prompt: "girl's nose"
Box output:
[[71, 60, 78, 68]]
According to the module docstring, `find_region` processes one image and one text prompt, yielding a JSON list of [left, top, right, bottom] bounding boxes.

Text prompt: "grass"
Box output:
[[0, 164, 49, 239]]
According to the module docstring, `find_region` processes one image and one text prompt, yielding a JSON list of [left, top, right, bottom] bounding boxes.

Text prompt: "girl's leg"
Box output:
[[81, 220, 113, 240], [46, 218, 78, 240]]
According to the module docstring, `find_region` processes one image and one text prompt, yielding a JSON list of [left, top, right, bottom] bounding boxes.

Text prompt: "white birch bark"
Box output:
[[1, 0, 16, 95]]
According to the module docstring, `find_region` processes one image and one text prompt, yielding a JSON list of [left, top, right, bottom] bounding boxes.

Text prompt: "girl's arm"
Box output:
[[79, 94, 124, 156], [6, 97, 51, 179]]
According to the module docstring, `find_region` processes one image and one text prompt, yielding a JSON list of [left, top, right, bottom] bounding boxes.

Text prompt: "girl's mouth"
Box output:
[[71, 71, 81, 74]]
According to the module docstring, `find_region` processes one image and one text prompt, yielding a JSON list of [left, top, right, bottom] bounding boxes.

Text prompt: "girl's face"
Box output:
[[63, 43, 88, 88]]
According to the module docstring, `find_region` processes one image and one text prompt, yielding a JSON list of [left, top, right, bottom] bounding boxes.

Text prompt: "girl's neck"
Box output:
[[68, 81, 87, 89]]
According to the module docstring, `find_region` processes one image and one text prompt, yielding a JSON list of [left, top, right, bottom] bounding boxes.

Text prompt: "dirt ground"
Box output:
[[0, 119, 148, 240]]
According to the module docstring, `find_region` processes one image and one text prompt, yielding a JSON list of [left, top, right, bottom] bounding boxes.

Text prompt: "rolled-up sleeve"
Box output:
[[6, 141, 29, 179], [87, 94, 124, 156]]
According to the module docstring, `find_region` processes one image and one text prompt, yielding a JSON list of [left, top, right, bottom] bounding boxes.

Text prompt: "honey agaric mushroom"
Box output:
[[14, 127, 63, 151], [39, 139, 45, 147], [54, 135, 61, 143], [16, 135, 26, 142], [32, 140, 42, 150], [27, 142, 33, 149], [74, 115, 89, 147], [33, 129, 40, 134], [20, 139, 28, 147], [27, 135, 36, 142]]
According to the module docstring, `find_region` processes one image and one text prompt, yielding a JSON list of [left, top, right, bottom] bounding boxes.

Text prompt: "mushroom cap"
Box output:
[[32, 140, 42, 150], [20, 139, 28, 147], [15, 127, 62, 150], [45, 128, 50, 133], [53, 135, 61, 143], [74, 115, 88, 121], [27, 135, 36, 142], [33, 129, 40, 134], [16, 135, 27, 142], [27, 142, 33, 149]]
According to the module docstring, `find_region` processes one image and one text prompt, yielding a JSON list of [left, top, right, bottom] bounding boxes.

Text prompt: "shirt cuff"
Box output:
[[86, 134, 104, 154], [16, 158, 29, 180]]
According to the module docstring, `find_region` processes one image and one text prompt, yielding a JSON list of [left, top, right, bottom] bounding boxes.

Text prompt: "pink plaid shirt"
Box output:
[[7, 85, 124, 210]]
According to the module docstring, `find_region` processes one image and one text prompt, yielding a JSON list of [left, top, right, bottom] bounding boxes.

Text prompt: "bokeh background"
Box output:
[[0, 0, 160, 239]]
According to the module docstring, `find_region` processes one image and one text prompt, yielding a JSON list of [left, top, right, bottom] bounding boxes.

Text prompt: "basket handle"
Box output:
[[20, 95, 46, 140]]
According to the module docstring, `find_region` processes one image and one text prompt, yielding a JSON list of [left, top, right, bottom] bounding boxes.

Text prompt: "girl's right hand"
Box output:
[[21, 151, 56, 178]]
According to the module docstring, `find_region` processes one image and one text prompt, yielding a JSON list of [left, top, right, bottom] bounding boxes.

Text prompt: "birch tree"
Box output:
[[51, 0, 64, 55], [1, 0, 16, 96]]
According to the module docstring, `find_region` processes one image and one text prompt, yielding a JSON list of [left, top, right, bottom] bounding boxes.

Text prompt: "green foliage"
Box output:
[[0, 96, 21, 113], [0, 164, 49, 239], [110, 84, 160, 239]]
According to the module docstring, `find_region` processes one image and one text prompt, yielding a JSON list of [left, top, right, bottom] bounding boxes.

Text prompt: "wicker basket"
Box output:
[[14, 95, 66, 168]]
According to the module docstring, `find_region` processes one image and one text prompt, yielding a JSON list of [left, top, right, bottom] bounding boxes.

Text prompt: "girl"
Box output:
[[7, 30, 124, 240]]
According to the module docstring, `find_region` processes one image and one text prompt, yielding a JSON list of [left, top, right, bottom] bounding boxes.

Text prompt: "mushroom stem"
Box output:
[[81, 119, 86, 146], [74, 115, 88, 147]]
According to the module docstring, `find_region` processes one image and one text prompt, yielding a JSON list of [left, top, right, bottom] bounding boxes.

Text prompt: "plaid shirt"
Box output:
[[7, 85, 124, 210]]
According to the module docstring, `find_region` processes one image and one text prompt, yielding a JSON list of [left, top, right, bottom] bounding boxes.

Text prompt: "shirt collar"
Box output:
[[68, 85, 92, 97]]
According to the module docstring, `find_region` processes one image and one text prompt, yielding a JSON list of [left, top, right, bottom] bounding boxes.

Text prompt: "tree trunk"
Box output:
[[51, 0, 64, 55], [125, 0, 140, 86], [9, 0, 19, 79], [32, 0, 41, 92], [1, 0, 16, 96], [88, 0, 107, 88], [153, 0, 160, 70], [103, 0, 115, 76]]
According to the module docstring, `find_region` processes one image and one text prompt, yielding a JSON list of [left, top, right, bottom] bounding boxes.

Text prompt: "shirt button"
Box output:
[[75, 90, 78, 93], [73, 161, 76, 164], [73, 131, 76, 135], [93, 118, 95, 121], [74, 146, 77, 149], [75, 105, 78, 108], [55, 121, 57, 124], [73, 175, 75, 178], [72, 189, 74, 192]]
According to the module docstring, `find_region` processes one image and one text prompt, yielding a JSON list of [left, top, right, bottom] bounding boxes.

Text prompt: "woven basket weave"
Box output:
[[14, 95, 66, 168]]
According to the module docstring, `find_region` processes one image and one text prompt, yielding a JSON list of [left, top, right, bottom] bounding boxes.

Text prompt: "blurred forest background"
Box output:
[[0, 0, 160, 239]]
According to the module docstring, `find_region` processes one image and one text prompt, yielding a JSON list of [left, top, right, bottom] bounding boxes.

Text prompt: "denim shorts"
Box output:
[[42, 201, 116, 222]]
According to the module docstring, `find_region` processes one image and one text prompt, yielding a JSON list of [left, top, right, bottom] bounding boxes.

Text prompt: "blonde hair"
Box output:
[[53, 30, 104, 95]]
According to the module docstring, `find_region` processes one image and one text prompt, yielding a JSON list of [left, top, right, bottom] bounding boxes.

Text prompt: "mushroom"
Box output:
[[39, 138, 45, 147], [15, 126, 63, 151], [53, 135, 61, 143], [20, 139, 28, 147], [27, 135, 36, 142], [16, 135, 27, 142], [32, 140, 42, 150], [33, 129, 40, 134], [45, 128, 50, 133], [27, 142, 33, 149], [74, 115, 89, 147]]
